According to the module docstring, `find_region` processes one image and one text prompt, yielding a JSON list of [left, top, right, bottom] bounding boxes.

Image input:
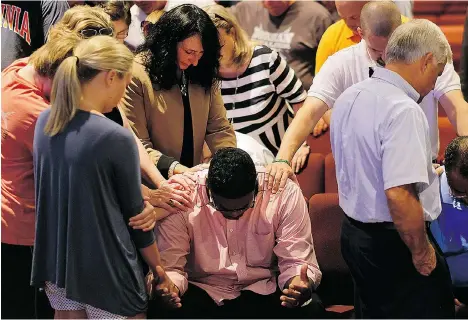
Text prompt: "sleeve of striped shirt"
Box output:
[[268, 50, 307, 105]]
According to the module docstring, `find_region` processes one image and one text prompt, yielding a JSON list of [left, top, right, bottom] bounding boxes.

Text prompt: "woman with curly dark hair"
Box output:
[[121, 4, 236, 179]]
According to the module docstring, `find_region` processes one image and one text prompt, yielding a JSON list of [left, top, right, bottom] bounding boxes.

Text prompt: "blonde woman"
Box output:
[[30, 36, 180, 319], [204, 5, 311, 174], [1, 6, 187, 319], [1, 7, 115, 319]]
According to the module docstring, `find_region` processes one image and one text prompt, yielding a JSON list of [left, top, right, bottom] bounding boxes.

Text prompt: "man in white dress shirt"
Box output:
[[266, 1, 468, 192], [125, 1, 167, 50], [330, 19, 454, 318]]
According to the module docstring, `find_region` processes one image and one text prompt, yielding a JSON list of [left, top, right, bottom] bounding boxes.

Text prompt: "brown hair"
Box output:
[[99, 1, 132, 26], [204, 4, 253, 67]]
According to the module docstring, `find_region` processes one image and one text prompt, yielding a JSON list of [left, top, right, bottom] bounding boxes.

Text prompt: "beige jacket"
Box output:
[[120, 62, 236, 170]]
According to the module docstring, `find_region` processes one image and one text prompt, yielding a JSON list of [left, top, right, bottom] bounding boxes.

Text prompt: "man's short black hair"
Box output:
[[445, 136, 468, 178], [207, 148, 257, 199]]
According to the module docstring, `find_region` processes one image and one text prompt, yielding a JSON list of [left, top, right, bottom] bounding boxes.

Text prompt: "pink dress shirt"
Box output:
[[155, 169, 322, 305]]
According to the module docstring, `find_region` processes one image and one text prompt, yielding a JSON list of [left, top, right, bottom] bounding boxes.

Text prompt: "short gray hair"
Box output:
[[384, 19, 453, 65]]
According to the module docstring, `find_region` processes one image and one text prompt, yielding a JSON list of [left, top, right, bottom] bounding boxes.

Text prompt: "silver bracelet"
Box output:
[[168, 161, 180, 178]]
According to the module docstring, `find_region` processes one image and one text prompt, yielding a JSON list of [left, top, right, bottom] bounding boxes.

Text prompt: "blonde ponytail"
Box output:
[[44, 35, 134, 136], [44, 56, 82, 136]]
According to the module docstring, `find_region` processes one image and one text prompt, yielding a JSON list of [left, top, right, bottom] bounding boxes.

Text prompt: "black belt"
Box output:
[[346, 215, 431, 231]]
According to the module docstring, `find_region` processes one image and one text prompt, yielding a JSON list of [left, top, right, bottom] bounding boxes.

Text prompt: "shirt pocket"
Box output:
[[246, 232, 275, 267]]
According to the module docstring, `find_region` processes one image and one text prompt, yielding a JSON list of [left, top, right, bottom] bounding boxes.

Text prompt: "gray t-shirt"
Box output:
[[31, 109, 155, 316], [230, 1, 332, 90]]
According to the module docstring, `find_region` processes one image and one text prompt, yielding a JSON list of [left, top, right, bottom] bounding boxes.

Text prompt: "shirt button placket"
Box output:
[[227, 221, 238, 257]]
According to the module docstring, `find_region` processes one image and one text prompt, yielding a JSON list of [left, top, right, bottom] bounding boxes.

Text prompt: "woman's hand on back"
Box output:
[[129, 201, 158, 231], [147, 183, 193, 214]]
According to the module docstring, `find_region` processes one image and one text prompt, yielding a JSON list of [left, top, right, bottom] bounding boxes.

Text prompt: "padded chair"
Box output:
[[324, 153, 338, 194], [439, 13, 466, 25], [309, 193, 354, 318], [413, 1, 465, 71], [413, 1, 446, 14], [445, 2, 468, 14], [438, 102, 447, 117], [440, 24, 464, 68], [296, 153, 325, 201], [438, 116, 457, 163], [307, 131, 332, 156], [415, 14, 440, 24]]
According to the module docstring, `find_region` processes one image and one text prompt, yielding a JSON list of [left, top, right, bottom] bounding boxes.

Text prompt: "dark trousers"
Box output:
[[148, 283, 325, 319], [341, 216, 455, 319], [1, 243, 54, 319], [456, 287, 468, 305]]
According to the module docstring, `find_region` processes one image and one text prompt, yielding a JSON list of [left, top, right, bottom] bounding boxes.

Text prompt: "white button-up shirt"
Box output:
[[125, 5, 147, 50], [309, 40, 460, 159], [330, 67, 441, 223], [236, 132, 275, 166]]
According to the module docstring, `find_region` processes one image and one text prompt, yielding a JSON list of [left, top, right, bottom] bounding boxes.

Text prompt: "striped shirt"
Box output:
[[220, 45, 307, 154]]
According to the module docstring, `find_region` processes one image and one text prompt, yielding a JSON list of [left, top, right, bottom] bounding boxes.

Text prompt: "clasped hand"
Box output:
[[146, 266, 182, 309], [280, 264, 313, 308]]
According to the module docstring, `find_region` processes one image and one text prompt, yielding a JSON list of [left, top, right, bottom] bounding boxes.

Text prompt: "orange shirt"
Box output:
[[1, 58, 49, 245], [315, 15, 410, 74]]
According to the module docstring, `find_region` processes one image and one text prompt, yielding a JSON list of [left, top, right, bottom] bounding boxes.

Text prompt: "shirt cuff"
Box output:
[[306, 91, 333, 109], [167, 271, 188, 296], [128, 202, 157, 248], [156, 155, 178, 179], [301, 297, 313, 307], [384, 175, 429, 191], [279, 265, 320, 291], [434, 84, 461, 100], [168, 161, 180, 178]]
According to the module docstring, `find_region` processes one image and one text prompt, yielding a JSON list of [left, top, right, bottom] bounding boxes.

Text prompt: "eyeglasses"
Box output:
[[207, 190, 257, 216], [197, 172, 268, 217], [208, 12, 226, 22], [80, 27, 114, 38]]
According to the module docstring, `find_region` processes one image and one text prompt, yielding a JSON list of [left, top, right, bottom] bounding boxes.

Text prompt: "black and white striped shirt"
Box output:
[[220, 45, 307, 155]]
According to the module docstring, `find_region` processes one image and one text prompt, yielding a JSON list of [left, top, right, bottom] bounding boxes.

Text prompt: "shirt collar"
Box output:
[[440, 171, 468, 210], [440, 171, 452, 204], [359, 40, 377, 66], [371, 67, 421, 103], [341, 20, 361, 41]]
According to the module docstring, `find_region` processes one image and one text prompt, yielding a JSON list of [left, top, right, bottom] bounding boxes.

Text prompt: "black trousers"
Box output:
[[1, 243, 54, 319], [148, 283, 326, 319], [455, 287, 468, 305], [341, 216, 455, 319]]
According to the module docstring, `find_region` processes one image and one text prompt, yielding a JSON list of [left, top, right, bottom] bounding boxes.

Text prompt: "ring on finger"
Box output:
[[168, 199, 175, 207]]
